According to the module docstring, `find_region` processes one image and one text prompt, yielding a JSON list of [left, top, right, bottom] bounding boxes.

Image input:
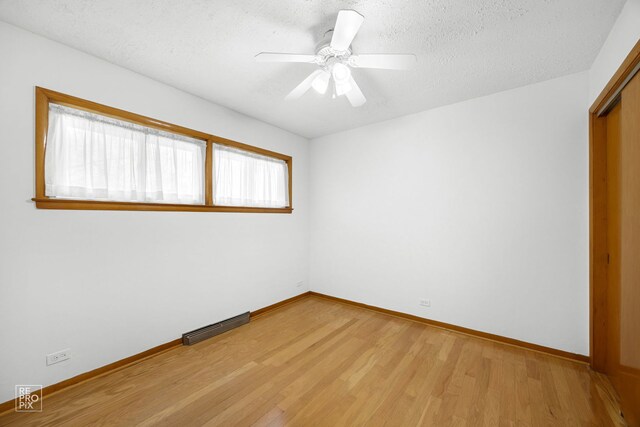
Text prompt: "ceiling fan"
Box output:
[[255, 10, 416, 107]]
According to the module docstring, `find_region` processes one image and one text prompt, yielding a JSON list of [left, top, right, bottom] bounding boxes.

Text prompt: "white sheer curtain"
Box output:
[[45, 104, 206, 204], [213, 144, 289, 208]]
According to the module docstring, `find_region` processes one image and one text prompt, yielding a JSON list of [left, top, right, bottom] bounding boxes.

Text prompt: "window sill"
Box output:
[[32, 198, 293, 214]]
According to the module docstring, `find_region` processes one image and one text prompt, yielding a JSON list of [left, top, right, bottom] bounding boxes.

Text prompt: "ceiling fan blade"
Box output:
[[344, 75, 366, 107], [330, 10, 364, 52], [255, 52, 318, 63], [285, 70, 325, 100], [349, 54, 417, 70]]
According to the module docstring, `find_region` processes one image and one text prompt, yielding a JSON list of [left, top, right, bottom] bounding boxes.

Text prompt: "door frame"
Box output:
[[590, 39, 640, 371]]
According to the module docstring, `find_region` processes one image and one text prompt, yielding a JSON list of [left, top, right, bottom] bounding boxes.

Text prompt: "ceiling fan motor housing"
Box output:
[[316, 29, 352, 66]]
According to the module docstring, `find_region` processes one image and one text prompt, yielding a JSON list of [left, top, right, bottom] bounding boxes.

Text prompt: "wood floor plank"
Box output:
[[0, 296, 625, 426]]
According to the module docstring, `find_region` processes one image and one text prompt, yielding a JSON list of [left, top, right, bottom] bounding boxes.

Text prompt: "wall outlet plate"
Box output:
[[46, 349, 71, 366], [419, 299, 431, 307], [296, 281, 304, 288]]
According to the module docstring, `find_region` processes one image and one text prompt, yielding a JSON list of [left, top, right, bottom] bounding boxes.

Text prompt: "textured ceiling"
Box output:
[[0, 0, 625, 138]]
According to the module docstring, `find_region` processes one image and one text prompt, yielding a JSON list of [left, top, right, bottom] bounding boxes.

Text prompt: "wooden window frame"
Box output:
[[33, 87, 293, 213]]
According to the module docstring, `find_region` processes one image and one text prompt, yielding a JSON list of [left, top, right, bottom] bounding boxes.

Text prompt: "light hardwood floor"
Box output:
[[0, 295, 625, 426]]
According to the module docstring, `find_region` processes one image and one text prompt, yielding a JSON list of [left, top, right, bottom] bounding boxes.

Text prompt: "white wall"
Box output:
[[0, 21, 309, 403], [589, 0, 640, 104], [309, 72, 590, 355]]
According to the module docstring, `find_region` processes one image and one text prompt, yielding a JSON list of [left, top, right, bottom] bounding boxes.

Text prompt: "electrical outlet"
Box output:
[[46, 349, 71, 366], [296, 281, 304, 288], [419, 298, 431, 307]]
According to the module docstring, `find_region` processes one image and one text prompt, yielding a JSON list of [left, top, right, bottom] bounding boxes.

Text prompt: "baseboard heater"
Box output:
[[182, 311, 250, 345]]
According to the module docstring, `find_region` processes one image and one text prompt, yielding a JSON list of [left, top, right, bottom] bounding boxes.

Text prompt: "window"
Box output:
[[34, 87, 292, 213], [213, 144, 289, 208], [45, 104, 206, 205]]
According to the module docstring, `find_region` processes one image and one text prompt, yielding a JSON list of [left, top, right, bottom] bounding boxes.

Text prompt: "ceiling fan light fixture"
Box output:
[[311, 71, 330, 94], [335, 80, 352, 96], [331, 62, 351, 84]]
